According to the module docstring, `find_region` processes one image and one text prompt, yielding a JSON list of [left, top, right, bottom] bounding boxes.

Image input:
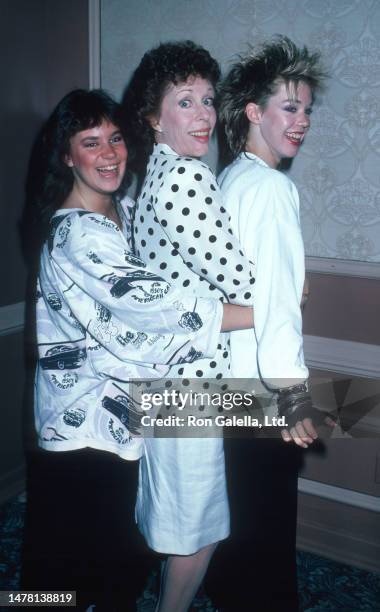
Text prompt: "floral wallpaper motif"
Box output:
[[101, 0, 380, 263]]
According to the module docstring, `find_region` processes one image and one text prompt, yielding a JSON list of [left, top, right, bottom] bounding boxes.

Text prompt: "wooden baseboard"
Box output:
[[297, 491, 380, 574]]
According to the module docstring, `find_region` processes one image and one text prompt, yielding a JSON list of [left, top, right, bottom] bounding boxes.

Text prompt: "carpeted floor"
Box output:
[[0, 493, 379, 611]]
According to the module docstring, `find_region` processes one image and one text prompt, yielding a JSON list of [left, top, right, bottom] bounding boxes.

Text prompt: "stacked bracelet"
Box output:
[[276, 382, 327, 429]]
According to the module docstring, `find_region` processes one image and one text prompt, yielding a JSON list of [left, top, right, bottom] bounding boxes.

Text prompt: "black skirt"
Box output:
[[21, 447, 154, 611]]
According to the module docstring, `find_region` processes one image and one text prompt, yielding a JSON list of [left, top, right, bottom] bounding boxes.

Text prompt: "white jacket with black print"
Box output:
[[35, 197, 223, 459]]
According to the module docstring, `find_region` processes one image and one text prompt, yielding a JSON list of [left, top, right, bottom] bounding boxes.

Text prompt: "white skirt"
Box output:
[[136, 436, 230, 555]]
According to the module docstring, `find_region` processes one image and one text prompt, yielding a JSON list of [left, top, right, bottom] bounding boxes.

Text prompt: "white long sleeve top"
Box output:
[[35, 197, 223, 459], [218, 152, 309, 387]]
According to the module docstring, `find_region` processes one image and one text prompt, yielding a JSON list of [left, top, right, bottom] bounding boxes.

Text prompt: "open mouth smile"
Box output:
[[189, 130, 211, 141], [96, 164, 119, 175], [285, 132, 305, 145]]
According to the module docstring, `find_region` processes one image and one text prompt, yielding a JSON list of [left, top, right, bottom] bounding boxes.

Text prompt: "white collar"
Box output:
[[153, 142, 179, 156], [238, 151, 269, 168]]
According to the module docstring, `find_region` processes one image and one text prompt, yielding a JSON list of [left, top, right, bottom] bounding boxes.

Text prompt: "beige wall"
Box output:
[[101, 0, 380, 265]]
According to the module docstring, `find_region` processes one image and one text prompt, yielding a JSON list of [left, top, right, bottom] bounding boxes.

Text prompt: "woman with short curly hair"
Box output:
[[124, 40, 256, 612], [124, 39, 220, 174]]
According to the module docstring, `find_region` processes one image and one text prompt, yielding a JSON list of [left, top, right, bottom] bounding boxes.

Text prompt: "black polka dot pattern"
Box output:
[[133, 143, 255, 379]]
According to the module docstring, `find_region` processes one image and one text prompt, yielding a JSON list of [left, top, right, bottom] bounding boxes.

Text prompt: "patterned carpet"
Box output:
[[0, 493, 379, 611]]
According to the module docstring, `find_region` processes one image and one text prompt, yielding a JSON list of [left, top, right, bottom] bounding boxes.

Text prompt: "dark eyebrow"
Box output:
[[81, 136, 99, 141], [80, 130, 122, 143], [176, 86, 214, 95], [282, 98, 313, 107]]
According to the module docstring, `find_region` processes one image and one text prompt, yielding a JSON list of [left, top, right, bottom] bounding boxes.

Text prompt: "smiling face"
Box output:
[[152, 75, 217, 158], [246, 80, 313, 168], [64, 120, 127, 197]]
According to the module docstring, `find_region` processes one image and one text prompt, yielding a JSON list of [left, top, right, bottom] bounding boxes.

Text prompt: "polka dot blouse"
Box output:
[[134, 143, 255, 380]]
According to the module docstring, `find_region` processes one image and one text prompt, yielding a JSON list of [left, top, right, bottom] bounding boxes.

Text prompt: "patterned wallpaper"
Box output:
[[101, 0, 380, 263]]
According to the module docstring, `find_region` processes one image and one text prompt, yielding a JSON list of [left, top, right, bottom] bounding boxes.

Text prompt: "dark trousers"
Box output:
[[21, 448, 154, 611], [206, 438, 302, 612]]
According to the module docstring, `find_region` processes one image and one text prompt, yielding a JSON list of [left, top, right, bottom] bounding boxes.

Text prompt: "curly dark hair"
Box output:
[[34, 89, 129, 230], [218, 35, 328, 157], [122, 40, 220, 172]]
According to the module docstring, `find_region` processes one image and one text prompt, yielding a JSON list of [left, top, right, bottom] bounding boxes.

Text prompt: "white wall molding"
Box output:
[[306, 256, 380, 280], [0, 302, 25, 337], [88, 0, 101, 88], [298, 477, 380, 513], [304, 334, 380, 379]]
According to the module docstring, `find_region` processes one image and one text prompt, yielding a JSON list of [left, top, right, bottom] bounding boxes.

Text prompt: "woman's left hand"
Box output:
[[280, 413, 337, 448], [280, 418, 317, 448]]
